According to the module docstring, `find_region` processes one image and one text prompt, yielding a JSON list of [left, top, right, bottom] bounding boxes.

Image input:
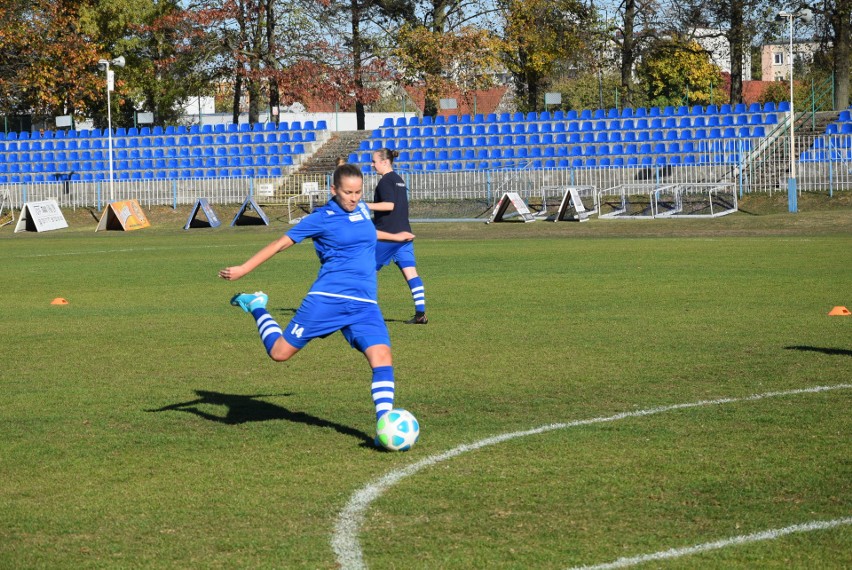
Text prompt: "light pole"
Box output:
[[98, 56, 125, 202], [777, 8, 812, 213]]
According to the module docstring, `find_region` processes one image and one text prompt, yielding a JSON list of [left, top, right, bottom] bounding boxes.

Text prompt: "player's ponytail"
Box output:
[[376, 148, 397, 164]]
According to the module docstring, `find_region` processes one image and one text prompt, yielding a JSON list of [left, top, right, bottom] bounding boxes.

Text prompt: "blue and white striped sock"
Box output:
[[251, 308, 283, 356], [407, 276, 426, 314], [371, 366, 395, 420]]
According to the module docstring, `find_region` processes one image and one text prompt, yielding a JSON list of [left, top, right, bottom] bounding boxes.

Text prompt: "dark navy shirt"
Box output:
[[372, 171, 411, 233], [285, 199, 378, 304]]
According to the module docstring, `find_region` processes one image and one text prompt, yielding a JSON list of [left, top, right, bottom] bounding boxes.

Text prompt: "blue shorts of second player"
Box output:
[[376, 241, 417, 271], [282, 294, 390, 352]]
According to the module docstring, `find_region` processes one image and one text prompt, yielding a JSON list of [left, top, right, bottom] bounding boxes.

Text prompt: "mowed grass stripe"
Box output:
[[0, 215, 850, 568]]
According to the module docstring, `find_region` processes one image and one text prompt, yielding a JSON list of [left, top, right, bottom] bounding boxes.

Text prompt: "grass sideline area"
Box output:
[[1, 192, 850, 568]]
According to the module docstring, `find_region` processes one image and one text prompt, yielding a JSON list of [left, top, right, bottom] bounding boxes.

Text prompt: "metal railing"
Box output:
[[1, 132, 849, 215]]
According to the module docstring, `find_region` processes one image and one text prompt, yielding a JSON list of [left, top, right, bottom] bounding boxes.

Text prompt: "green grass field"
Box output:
[[1, 196, 850, 569]]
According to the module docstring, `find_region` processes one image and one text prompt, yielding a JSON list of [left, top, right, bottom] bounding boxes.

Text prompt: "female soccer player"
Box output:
[[219, 163, 414, 426], [368, 148, 428, 324]]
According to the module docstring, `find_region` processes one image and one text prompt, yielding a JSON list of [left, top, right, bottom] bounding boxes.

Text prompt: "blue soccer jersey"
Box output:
[[286, 199, 378, 303]]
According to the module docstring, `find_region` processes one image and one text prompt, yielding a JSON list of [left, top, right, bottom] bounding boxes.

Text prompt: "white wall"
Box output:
[[186, 112, 414, 132]]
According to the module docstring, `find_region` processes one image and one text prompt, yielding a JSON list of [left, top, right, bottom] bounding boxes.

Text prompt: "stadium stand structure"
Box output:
[[799, 106, 852, 162], [348, 102, 788, 172], [0, 121, 328, 184]]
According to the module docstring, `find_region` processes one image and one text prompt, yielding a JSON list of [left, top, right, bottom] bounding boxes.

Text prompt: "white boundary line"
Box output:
[[331, 384, 852, 570], [567, 517, 852, 569]]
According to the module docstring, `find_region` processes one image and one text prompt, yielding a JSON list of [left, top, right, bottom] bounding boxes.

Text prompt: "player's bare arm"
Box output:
[[366, 201, 395, 212], [377, 230, 414, 242], [218, 235, 295, 280]]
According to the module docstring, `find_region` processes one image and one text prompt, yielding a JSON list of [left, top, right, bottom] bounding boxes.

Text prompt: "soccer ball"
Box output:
[[376, 409, 420, 451]]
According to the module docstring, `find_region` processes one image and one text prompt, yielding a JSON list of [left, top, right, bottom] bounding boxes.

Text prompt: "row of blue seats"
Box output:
[[361, 128, 767, 153], [0, 144, 305, 165], [380, 102, 791, 128], [812, 135, 852, 148], [800, 149, 852, 161], [0, 132, 316, 153], [358, 154, 744, 172], [834, 108, 852, 122], [351, 140, 752, 163], [0, 167, 286, 184], [824, 123, 852, 135], [0, 154, 293, 173], [0, 121, 328, 141], [370, 114, 778, 141]]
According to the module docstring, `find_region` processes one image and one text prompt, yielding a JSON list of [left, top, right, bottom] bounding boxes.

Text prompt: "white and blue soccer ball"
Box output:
[[376, 409, 420, 451]]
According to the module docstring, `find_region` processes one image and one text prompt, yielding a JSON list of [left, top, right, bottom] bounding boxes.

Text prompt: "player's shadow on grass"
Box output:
[[785, 345, 852, 357], [147, 390, 373, 445]]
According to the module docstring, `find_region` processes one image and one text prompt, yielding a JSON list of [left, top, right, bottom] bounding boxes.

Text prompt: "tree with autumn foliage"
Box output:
[[0, 0, 102, 128], [497, 0, 593, 113], [150, 0, 388, 126], [394, 24, 502, 117], [637, 36, 723, 107]]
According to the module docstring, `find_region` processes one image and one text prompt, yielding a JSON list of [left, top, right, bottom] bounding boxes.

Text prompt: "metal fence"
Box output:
[[1, 133, 849, 216]]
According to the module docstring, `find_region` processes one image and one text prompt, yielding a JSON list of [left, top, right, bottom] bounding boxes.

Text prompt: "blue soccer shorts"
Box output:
[[376, 241, 417, 271], [282, 294, 391, 352]]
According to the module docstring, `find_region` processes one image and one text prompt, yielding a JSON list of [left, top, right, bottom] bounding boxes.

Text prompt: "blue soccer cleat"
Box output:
[[230, 291, 268, 313]]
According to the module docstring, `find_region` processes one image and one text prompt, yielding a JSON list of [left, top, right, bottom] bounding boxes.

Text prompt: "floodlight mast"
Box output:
[[100, 56, 125, 202], [775, 8, 813, 213]]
